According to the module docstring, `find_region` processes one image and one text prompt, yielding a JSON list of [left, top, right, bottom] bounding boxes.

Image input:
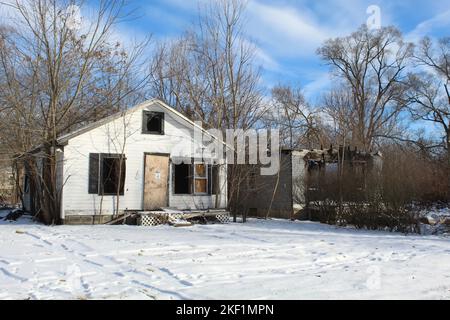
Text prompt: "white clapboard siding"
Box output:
[[61, 100, 227, 218]]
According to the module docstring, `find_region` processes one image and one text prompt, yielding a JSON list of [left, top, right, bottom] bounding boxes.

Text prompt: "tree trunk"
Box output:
[[37, 142, 60, 225]]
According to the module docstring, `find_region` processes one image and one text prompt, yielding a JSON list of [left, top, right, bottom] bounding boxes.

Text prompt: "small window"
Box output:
[[143, 111, 164, 134]]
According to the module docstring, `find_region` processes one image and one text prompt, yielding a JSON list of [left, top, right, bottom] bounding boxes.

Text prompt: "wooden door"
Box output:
[[143, 154, 169, 210]]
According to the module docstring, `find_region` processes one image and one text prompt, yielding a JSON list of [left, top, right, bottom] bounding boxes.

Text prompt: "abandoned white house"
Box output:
[[237, 147, 383, 220], [20, 99, 228, 224]]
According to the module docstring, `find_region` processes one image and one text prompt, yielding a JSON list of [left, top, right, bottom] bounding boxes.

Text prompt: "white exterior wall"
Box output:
[[61, 101, 227, 218]]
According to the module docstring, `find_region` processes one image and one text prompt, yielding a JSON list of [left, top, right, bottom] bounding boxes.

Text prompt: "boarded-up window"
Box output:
[[194, 163, 207, 193]]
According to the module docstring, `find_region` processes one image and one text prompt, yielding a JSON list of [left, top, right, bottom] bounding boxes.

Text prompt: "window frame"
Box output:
[[88, 153, 126, 196], [172, 160, 218, 196], [142, 111, 164, 135], [172, 162, 192, 195]]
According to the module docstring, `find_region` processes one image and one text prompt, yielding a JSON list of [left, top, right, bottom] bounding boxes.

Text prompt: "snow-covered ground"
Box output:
[[0, 210, 449, 300]]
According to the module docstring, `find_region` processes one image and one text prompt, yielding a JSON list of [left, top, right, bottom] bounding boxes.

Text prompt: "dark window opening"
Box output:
[[143, 111, 164, 134], [174, 163, 191, 194], [88, 153, 126, 196]]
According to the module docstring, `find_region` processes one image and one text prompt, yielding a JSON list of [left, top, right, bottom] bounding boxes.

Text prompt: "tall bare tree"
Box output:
[[150, 0, 265, 130], [321, 88, 354, 147], [318, 25, 413, 151], [269, 85, 324, 149], [149, 0, 267, 220], [408, 37, 450, 198], [0, 0, 148, 224]]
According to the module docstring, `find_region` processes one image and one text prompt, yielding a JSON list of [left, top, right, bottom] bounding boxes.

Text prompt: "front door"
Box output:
[[143, 154, 169, 210]]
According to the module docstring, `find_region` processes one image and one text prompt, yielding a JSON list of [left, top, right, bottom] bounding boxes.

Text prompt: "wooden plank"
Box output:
[[104, 213, 133, 225], [167, 215, 192, 227]]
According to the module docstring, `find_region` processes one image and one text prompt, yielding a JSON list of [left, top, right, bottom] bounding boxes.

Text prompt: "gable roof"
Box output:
[[57, 99, 229, 148]]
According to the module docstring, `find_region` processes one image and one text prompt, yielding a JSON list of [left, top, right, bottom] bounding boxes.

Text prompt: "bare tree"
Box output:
[[0, 0, 149, 224], [269, 85, 324, 149], [322, 88, 354, 147], [149, 0, 267, 221], [317, 25, 413, 151]]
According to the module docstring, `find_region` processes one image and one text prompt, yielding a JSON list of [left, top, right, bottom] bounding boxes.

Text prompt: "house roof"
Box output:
[[57, 98, 230, 149]]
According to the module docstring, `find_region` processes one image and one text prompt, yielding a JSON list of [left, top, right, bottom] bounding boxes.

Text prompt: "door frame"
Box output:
[[142, 152, 171, 210]]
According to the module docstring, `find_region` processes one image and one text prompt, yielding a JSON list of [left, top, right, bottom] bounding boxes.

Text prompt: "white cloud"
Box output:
[[246, 1, 330, 57], [303, 71, 332, 102], [245, 0, 374, 58], [405, 9, 450, 42], [0, 0, 26, 26], [253, 45, 280, 72]]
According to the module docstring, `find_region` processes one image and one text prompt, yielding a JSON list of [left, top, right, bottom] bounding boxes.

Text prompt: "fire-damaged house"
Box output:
[[237, 147, 382, 220], [18, 99, 228, 224]]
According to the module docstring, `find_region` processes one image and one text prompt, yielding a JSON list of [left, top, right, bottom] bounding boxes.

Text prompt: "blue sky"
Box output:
[[1, 0, 449, 101], [110, 0, 450, 103]]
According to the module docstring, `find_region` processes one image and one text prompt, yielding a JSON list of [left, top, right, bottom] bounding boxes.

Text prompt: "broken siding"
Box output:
[[61, 102, 227, 218]]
